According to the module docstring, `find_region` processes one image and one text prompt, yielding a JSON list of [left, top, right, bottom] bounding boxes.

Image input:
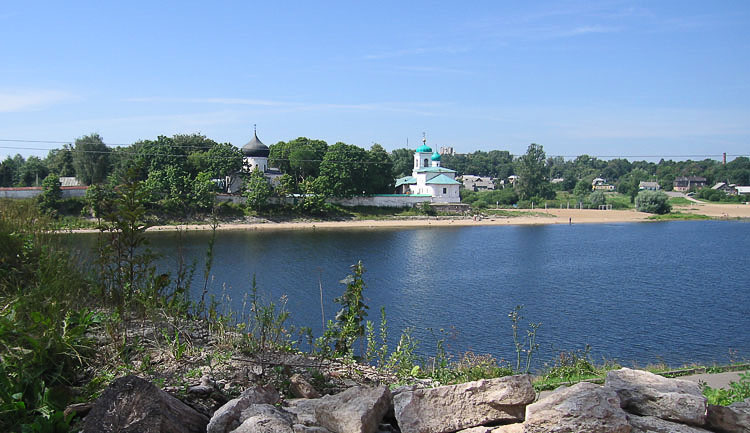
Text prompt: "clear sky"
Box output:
[[1, 0, 749, 160]]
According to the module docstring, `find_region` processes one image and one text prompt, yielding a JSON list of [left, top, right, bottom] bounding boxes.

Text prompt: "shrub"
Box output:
[[635, 190, 671, 214]]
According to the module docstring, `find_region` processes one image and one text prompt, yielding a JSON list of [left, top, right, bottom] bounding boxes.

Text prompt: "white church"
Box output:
[[394, 137, 461, 203], [226, 127, 283, 193]]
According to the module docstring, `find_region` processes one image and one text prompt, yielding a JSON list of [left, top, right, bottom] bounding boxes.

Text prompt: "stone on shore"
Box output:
[[523, 382, 630, 433], [231, 404, 294, 433], [82, 375, 209, 433], [393, 374, 535, 433], [290, 373, 322, 399], [313, 385, 392, 433], [628, 414, 714, 433], [606, 367, 707, 426], [207, 384, 280, 433], [706, 399, 750, 433]]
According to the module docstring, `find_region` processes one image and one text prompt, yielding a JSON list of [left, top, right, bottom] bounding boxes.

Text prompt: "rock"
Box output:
[[523, 382, 630, 433], [64, 402, 93, 418], [628, 414, 714, 432], [606, 368, 707, 426], [490, 425, 524, 433], [82, 375, 209, 433], [312, 386, 392, 433], [286, 398, 320, 426], [706, 400, 750, 433], [231, 404, 294, 433], [207, 385, 280, 433], [290, 373, 321, 399], [188, 375, 216, 395], [293, 425, 333, 433], [393, 374, 535, 433]]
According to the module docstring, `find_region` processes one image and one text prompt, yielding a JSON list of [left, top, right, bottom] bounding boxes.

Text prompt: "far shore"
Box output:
[[67, 201, 750, 234]]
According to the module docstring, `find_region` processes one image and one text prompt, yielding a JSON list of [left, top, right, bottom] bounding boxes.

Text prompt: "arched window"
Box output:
[[424, 158, 429, 167]]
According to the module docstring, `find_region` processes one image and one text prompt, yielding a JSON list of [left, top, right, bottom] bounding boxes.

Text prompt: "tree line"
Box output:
[[2, 133, 748, 213]]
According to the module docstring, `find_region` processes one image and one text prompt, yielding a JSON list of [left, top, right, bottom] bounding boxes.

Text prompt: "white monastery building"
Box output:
[[395, 137, 461, 203], [227, 127, 282, 193]]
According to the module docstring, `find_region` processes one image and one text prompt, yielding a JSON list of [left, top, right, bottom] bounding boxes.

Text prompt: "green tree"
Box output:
[[18, 156, 48, 186], [44, 145, 75, 177], [187, 142, 243, 180], [192, 171, 217, 211], [317, 142, 369, 197], [72, 133, 111, 184], [330, 261, 369, 356], [37, 174, 62, 215], [0, 155, 23, 186], [589, 190, 607, 207], [390, 148, 414, 178], [243, 168, 273, 212], [365, 144, 394, 194], [516, 143, 553, 200], [635, 190, 671, 214]]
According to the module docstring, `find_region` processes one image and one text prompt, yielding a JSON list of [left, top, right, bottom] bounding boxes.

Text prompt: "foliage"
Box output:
[[516, 143, 554, 201], [646, 212, 711, 221], [668, 196, 692, 206], [461, 188, 518, 208], [326, 261, 369, 356], [239, 277, 293, 353], [508, 305, 541, 374], [696, 187, 746, 203], [589, 190, 607, 207], [702, 371, 750, 406], [635, 190, 672, 214], [243, 168, 274, 212], [38, 173, 63, 215], [73, 133, 111, 185], [0, 200, 94, 431], [542, 346, 597, 381]]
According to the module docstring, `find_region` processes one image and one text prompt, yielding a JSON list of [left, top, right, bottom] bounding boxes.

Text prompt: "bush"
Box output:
[[635, 190, 671, 214]]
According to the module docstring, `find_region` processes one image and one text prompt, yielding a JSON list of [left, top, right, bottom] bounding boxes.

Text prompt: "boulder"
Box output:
[[393, 374, 535, 433], [293, 425, 333, 433], [286, 399, 319, 426], [706, 399, 750, 433], [313, 386, 392, 433], [606, 368, 707, 426], [82, 375, 209, 433], [628, 414, 714, 432], [523, 382, 630, 433], [490, 425, 524, 433], [207, 385, 280, 433], [231, 404, 294, 433], [290, 373, 322, 399]]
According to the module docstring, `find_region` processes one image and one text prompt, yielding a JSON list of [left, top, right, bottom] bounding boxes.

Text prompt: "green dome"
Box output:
[[416, 144, 432, 153], [431, 151, 441, 161]]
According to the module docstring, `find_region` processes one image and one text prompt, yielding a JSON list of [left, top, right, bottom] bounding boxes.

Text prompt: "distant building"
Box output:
[[711, 182, 736, 195], [227, 128, 283, 193], [394, 137, 461, 202], [506, 175, 519, 186], [439, 146, 455, 156], [550, 178, 565, 184], [59, 177, 83, 187], [461, 175, 495, 191], [673, 176, 706, 192], [639, 181, 660, 191], [592, 177, 615, 191], [736, 186, 750, 195]]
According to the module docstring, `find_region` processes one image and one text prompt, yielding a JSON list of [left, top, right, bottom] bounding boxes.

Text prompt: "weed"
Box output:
[[703, 371, 750, 406], [508, 305, 541, 374]]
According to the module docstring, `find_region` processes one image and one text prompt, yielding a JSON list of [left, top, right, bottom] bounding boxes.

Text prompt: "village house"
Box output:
[[673, 176, 706, 192], [461, 175, 496, 191], [711, 182, 737, 195], [638, 181, 660, 191], [592, 177, 615, 191]]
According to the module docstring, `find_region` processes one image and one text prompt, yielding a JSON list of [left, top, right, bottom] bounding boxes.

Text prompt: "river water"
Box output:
[[68, 220, 750, 370]]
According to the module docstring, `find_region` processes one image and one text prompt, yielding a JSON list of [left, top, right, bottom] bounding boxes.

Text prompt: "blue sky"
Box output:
[[1, 0, 749, 160]]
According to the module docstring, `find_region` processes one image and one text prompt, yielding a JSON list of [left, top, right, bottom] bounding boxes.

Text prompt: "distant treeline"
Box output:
[[2, 133, 749, 198]]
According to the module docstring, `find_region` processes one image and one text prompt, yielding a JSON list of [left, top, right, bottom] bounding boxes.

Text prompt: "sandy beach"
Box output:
[[63, 201, 740, 233]]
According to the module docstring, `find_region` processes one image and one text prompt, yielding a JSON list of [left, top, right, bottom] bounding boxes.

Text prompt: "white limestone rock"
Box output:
[[523, 382, 630, 433], [311, 386, 392, 433], [207, 385, 280, 433], [706, 399, 750, 433], [606, 368, 707, 426], [393, 374, 535, 433], [628, 414, 714, 433], [230, 404, 294, 433]]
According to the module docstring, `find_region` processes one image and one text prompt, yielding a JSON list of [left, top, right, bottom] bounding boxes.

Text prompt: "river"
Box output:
[[68, 220, 750, 370]]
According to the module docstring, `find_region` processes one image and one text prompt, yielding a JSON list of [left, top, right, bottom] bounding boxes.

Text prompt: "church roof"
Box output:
[[241, 131, 270, 157], [431, 151, 441, 161], [425, 174, 461, 185], [415, 166, 455, 174], [395, 176, 417, 187], [415, 144, 432, 153]]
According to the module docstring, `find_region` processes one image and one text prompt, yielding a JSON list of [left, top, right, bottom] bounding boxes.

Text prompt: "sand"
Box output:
[[67, 201, 748, 234]]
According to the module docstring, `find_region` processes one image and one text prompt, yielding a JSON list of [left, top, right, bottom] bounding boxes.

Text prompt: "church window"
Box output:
[[443, 188, 447, 194], [424, 158, 429, 167]]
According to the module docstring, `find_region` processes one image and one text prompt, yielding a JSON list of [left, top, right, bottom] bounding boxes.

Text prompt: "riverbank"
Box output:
[[66, 201, 749, 233]]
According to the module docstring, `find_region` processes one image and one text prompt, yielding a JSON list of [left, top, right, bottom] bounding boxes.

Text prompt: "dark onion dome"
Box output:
[[241, 131, 270, 157]]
